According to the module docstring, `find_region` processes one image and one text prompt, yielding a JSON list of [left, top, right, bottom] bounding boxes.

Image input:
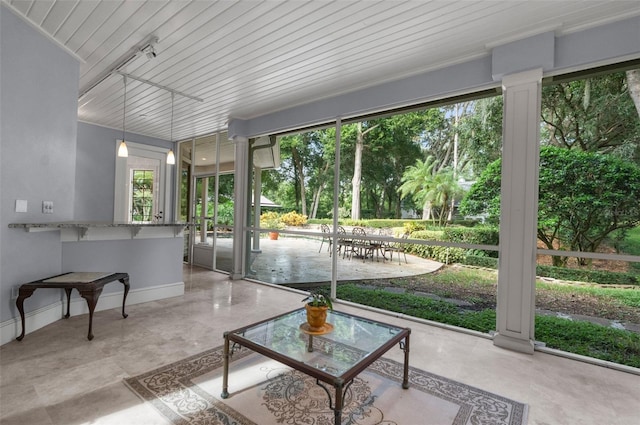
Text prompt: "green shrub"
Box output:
[[217, 202, 234, 226], [450, 219, 482, 227], [536, 265, 639, 286], [407, 230, 466, 264], [339, 218, 367, 227], [410, 230, 443, 239], [536, 315, 640, 368], [354, 219, 400, 229], [444, 226, 499, 257], [463, 255, 498, 268]]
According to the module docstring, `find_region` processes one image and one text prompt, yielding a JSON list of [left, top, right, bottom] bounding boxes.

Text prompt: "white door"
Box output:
[[114, 142, 172, 223]]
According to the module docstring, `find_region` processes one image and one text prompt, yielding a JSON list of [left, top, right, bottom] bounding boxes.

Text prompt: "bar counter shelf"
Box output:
[[8, 221, 191, 241]]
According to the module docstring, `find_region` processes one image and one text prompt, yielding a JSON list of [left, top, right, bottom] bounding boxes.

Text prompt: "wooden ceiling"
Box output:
[[5, 0, 640, 141]]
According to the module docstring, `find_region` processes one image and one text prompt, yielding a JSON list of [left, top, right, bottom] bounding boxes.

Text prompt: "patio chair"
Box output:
[[384, 232, 410, 265], [337, 226, 353, 259], [369, 228, 388, 262], [318, 224, 332, 254], [350, 227, 375, 261]]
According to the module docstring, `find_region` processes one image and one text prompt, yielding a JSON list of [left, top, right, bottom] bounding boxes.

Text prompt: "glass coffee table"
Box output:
[[222, 308, 410, 424]]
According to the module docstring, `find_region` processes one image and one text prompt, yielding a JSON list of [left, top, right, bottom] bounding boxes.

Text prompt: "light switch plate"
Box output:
[[42, 201, 53, 214], [15, 199, 27, 213]]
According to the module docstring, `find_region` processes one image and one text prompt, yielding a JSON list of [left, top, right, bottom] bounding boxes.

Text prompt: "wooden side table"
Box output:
[[16, 272, 129, 341]]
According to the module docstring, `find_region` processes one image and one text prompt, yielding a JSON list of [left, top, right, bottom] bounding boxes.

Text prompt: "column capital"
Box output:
[[230, 135, 249, 144], [502, 68, 543, 88], [227, 117, 249, 141]]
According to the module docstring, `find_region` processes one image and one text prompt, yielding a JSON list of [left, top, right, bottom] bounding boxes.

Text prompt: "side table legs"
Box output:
[[120, 276, 130, 319], [78, 287, 103, 341], [15, 287, 36, 341], [64, 288, 72, 318]]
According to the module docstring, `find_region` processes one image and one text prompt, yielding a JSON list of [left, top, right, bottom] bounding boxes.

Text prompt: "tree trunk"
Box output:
[[350, 122, 379, 220], [422, 200, 432, 220], [310, 160, 330, 219], [310, 184, 322, 219], [627, 69, 640, 117], [351, 124, 364, 220], [291, 147, 307, 216]]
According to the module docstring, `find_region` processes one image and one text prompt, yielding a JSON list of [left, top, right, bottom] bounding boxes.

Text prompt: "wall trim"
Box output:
[[0, 281, 184, 346]]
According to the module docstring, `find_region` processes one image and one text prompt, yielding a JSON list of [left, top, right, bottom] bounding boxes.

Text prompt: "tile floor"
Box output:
[[0, 265, 638, 425]]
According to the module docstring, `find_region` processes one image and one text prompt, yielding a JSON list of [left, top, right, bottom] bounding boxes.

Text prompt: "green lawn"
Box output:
[[327, 283, 640, 368]]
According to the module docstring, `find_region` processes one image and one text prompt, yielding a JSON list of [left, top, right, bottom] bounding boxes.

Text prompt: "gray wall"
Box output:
[[1, 7, 80, 322], [75, 121, 173, 221], [1, 6, 177, 324], [62, 238, 184, 295]]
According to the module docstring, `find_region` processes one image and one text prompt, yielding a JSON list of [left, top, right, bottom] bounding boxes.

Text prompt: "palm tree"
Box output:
[[398, 156, 436, 219], [399, 158, 463, 224], [422, 168, 463, 225]]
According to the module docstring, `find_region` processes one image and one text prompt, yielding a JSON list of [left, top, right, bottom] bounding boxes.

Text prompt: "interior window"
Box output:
[[130, 169, 156, 222]]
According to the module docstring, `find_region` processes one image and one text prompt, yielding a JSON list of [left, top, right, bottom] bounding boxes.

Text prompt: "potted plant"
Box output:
[[260, 211, 284, 240], [302, 292, 333, 331]]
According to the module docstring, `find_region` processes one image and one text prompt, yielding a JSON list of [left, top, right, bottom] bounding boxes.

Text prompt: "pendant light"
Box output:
[[166, 92, 176, 165], [118, 75, 129, 157]]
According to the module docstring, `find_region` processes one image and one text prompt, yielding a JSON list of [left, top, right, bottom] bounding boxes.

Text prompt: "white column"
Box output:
[[231, 136, 249, 280], [493, 68, 542, 354], [200, 177, 208, 244], [252, 166, 262, 252]]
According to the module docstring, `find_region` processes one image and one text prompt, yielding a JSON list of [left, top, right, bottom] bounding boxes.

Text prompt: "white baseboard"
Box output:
[[0, 281, 184, 346]]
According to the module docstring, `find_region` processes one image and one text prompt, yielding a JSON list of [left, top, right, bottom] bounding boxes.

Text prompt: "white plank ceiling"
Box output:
[[5, 0, 640, 142]]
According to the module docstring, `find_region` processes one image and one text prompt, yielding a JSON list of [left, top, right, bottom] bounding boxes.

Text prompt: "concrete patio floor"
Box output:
[[245, 235, 443, 285]]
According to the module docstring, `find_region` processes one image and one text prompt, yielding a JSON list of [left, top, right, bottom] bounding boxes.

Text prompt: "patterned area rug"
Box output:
[[124, 345, 528, 425]]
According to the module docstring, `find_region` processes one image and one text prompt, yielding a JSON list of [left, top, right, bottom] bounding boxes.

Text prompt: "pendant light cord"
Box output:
[[122, 75, 128, 141], [170, 92, 174, 142]]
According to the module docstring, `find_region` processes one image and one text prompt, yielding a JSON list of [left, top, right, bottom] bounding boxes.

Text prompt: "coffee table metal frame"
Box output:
[[221, 307, 410, 424]]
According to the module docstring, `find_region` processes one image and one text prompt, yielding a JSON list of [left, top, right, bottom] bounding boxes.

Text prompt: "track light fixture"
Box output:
[[80, 35, 160, 100], [142, 44, 157, 60], [141, 37, 159, 60]]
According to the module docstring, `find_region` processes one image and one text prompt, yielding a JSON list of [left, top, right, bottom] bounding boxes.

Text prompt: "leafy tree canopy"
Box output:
[[541, 71, 640, 155], [459, 146, 640, 264]]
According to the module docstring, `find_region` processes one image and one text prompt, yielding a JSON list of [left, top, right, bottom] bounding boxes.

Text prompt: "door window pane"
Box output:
[[131, 169, 155, 222]]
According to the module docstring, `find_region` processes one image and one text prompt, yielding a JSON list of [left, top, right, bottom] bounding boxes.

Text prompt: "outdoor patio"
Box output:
[[207, 233, 443, 285]]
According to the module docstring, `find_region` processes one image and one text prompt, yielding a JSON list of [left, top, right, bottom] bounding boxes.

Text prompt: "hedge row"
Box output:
[[403, 226, 499, 265], [463, 255, 639, 286], [463, 255, 498, 269], [307, 218, 483, 230], [443, 226, 499, 248], [536, 264, 639, 286]]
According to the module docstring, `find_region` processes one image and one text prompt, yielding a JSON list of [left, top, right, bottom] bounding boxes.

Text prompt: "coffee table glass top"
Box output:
[[229, 308, 405, 377]]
